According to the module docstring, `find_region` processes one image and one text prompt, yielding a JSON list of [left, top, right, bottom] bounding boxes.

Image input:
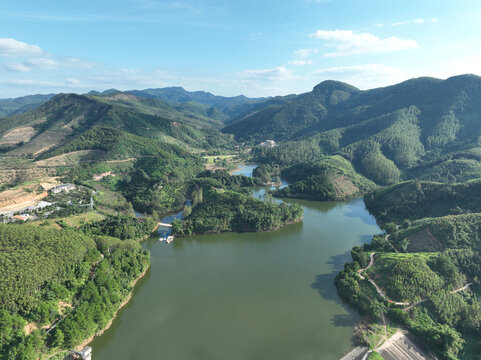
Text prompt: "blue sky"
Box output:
[[0, 0, 480, 98]]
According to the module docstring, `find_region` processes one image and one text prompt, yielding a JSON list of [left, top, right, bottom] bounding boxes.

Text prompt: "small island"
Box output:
[[172, 170, 303, 236]]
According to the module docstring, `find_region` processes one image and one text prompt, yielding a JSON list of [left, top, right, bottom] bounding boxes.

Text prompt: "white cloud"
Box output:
[[294, 48, 318, 58], [0, 38, 43, 57], [240, 66, 294, 81], [24, 57, 58, 70], [310, 29, 418, 57], [391, 18, 438, 27], [288, 59, 313, 66], [0, 79, 59, 86], [65, 78, 80, 84], [312, 64, 408, 89], [391, 20, 410, 27], [4, 63, 31, 72], [170, 2, 197, 12]]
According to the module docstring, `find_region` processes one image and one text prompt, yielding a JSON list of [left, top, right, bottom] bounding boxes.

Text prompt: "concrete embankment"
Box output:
[[339, 346, 369, 360]]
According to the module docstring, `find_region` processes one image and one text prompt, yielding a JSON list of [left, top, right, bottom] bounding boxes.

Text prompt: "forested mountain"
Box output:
[[0, 222, 150, 358], [126, 86, 266, 115], [272, 155, 377, 201], [335, 178, 481, 359], [0, 93, 54, 118], [222, 94, 297, 124], [237, 75, 481, 185], [225, 75, 481, 143], [0, 91, 233, 157], [89, 87, 273, 122], [365, 179, 481, 223]]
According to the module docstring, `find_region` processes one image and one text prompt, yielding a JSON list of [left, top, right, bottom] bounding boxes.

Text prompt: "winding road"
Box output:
[[358, 252, 472, 307]]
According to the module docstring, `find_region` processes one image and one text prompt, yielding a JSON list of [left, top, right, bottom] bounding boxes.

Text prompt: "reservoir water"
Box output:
[[90, 166, 380, 359]]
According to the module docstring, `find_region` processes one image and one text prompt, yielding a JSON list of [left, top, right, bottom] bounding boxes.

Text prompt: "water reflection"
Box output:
[[91, 165, 381, 360], [342, 198, 378, 226], [170, 220, 304, 249]]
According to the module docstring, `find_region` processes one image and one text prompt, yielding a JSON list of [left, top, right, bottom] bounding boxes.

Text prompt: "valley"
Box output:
[[1, 76, 481, 359]]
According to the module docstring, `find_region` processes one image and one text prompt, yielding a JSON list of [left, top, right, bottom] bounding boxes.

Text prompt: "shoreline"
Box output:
[[75, 265, 150, 350], [174, 217, 303, 238]]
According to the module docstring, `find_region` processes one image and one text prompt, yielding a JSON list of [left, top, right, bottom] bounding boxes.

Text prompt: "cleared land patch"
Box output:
[[0, 126, 36, 145], [332, 175, 359, 198], [407, 228, 443, 252], [0, 177, 58, 212], [35, 150, 107, 167], [377, 331, 433, 360]]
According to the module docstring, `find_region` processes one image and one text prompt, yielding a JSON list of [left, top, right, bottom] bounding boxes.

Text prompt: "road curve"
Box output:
[[357, 252, 375, 280], [358, 252, 472, 307]]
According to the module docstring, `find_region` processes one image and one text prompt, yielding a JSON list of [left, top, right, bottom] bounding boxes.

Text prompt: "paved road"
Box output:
[[385, 234, 399, 253], [357, 252, 375, 280]]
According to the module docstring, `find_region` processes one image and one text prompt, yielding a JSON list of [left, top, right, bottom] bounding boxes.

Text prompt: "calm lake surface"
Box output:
[[90, 166, 380, 360]]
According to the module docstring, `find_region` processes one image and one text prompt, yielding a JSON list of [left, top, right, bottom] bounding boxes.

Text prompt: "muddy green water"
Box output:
[[90, 169, 379, 360]]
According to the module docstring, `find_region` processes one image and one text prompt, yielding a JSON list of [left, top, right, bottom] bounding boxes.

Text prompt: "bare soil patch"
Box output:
[[0, 127, 36, 145], [0, 177, 58, 212], [24, 322, 38, 335], [36, 150, 106, 167], [407, 228, 443, 252], [332, 175, 359, 198], [93, 171, 113, 181], [377, 331, 434, 360]]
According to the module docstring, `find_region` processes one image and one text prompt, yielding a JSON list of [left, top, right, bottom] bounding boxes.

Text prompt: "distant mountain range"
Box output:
[[224, 74, 481, 142], [0, 94, 55, 118], [225, 74, 481, 185], [0, 91, 233, 159], [3, 75, 481, 187], [0, 86, 267, 121]]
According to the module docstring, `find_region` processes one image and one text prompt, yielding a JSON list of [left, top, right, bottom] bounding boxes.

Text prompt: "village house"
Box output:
[[50, 183, 76, 194], [13, 215, 29, 221], [259, 140, 276, 148]]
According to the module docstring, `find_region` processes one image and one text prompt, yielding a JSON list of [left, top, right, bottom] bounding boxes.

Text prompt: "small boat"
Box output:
[[166, 235, 174, 243], [159, 232, 168, 242]]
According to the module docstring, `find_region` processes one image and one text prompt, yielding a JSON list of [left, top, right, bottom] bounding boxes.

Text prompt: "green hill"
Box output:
[[236, 75, 481, 185], [0, 222, 150, 358], [126, 86, 266, 115], [0, 92, 233, 157], [173, 101, 227, 122], [272, 155, 377, 201], [365, 180, 481, 223], [0, 93, 54, 118]]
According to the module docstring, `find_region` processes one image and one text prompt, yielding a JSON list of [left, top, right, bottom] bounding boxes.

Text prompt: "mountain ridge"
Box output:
[[0, 91, 233, 158]]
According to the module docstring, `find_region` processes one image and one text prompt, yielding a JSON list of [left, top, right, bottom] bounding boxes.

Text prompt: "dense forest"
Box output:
[[0, 223, 150, 359], [80, 215, 157, 240], [271, 155, 376, 201], [336, 180, 481, 359], [172, 188, 303, 235], [235, 75, 481, 191], [4, 75, 481, 359], [364, 180, 481, 223], [170, 169, 302, 236]]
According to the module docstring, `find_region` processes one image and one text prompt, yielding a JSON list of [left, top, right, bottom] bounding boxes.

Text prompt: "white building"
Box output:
[[259, 140, 276, 148], [27, 201, 52, 212], [50, 184, 76, 194]]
